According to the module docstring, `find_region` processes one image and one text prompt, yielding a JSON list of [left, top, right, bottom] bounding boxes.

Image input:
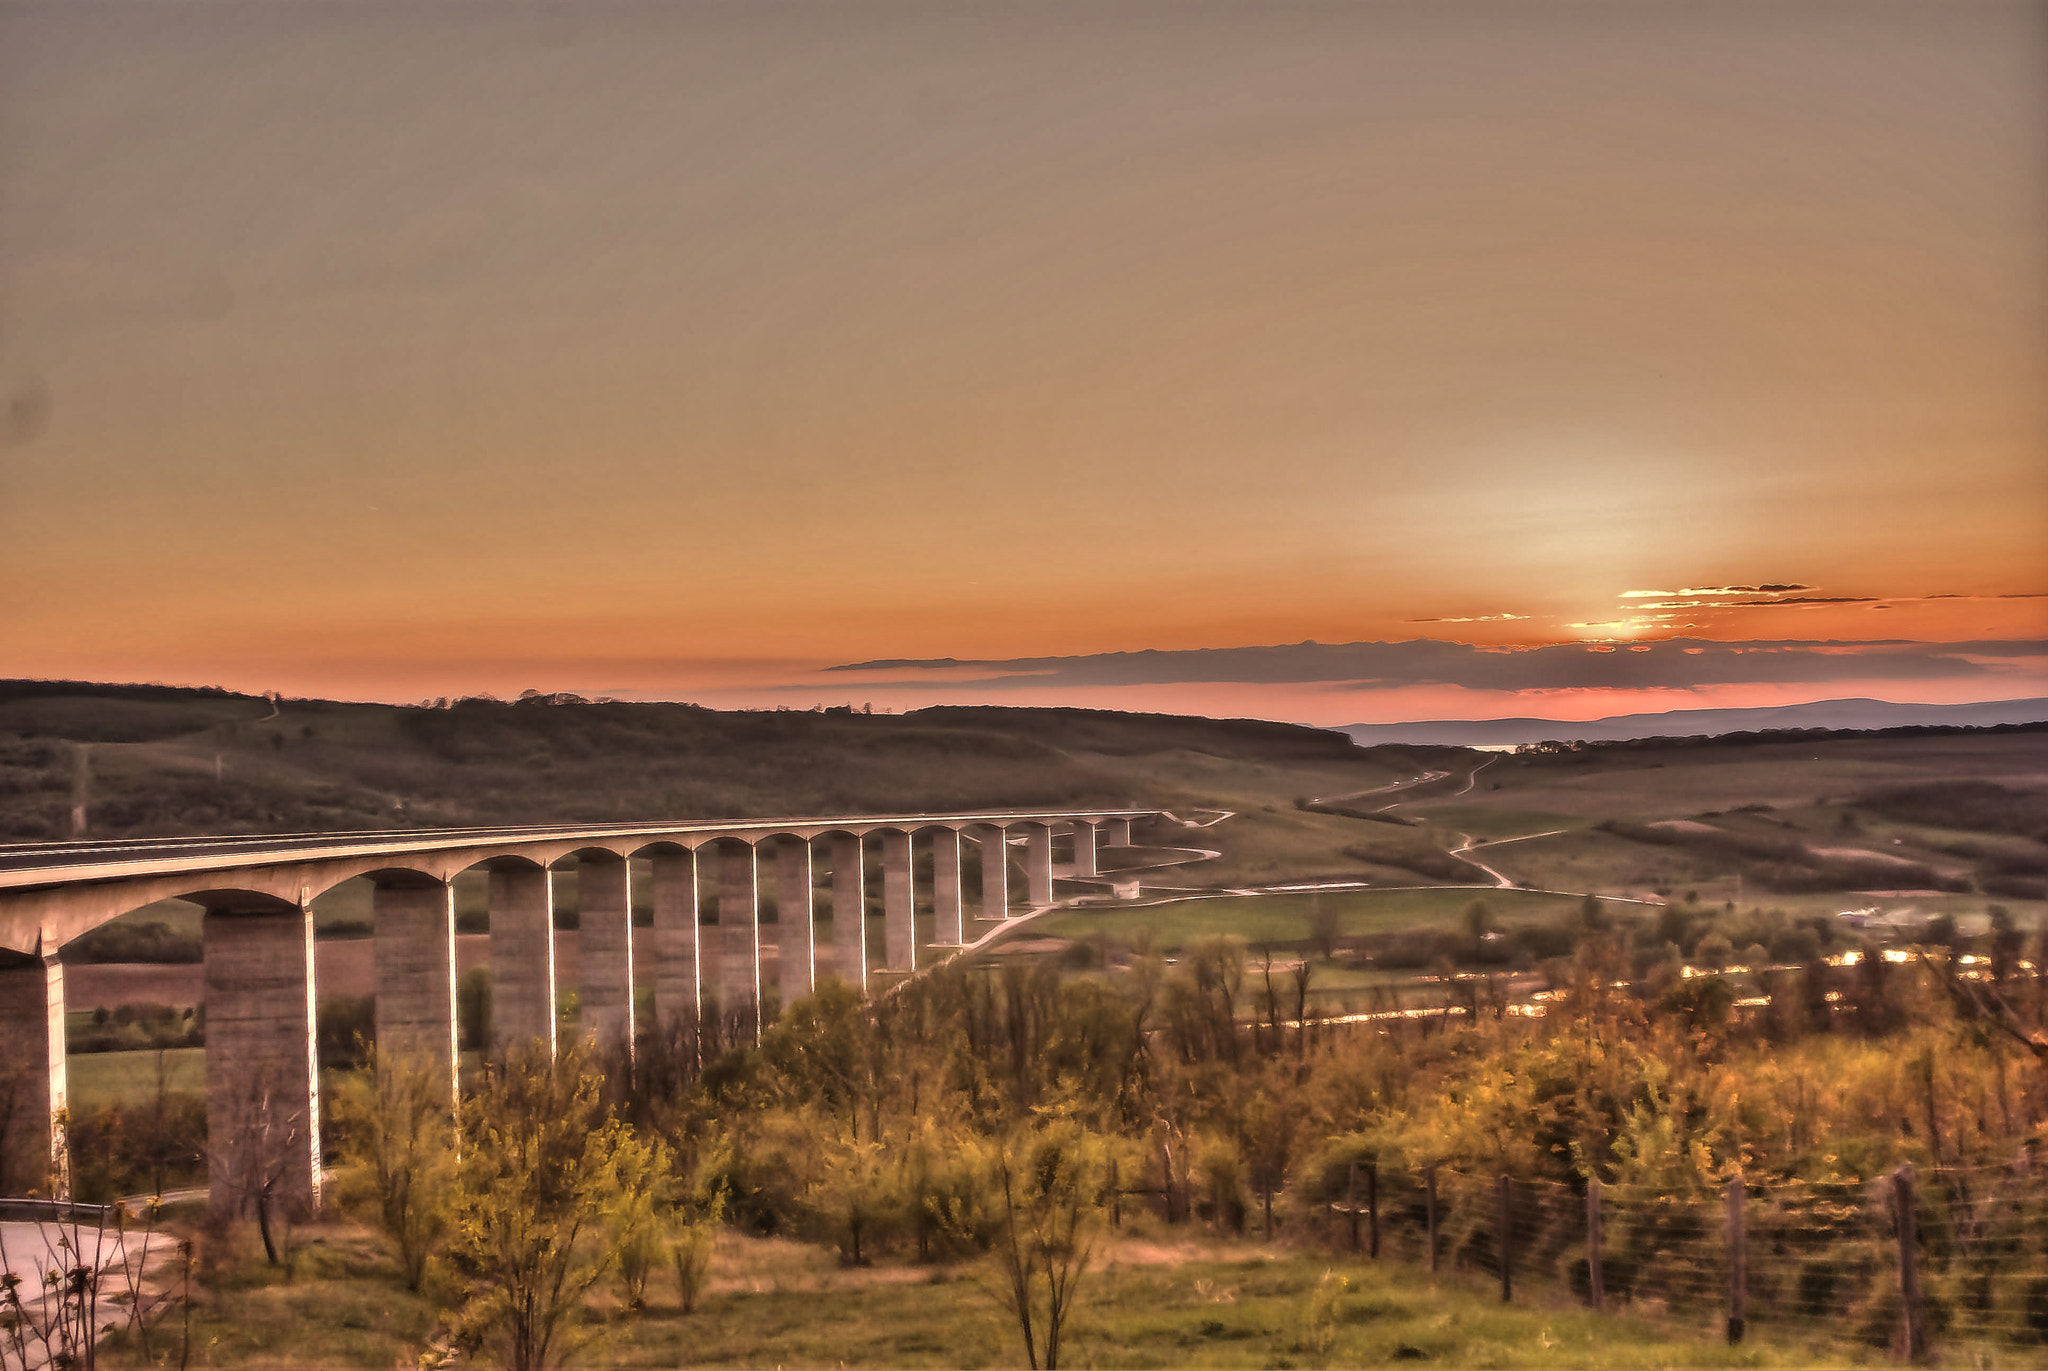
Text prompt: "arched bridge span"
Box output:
[[0, 808, 1159, 1217]]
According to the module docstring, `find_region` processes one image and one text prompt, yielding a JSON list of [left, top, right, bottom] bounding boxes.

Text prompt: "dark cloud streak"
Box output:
[[828, 639, 2046, 693]]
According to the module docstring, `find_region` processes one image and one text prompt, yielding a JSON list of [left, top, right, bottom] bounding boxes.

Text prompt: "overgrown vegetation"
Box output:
[[233, 902, 2047, 1368]]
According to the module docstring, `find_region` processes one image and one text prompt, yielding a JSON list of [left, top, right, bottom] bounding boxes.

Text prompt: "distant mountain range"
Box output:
[[1339, 697, 2048, 748]]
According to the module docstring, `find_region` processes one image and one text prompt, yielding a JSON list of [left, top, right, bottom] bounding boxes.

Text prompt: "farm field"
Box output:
[[67, 1046, 204, 1112], [1412, 733, 2048, 827]]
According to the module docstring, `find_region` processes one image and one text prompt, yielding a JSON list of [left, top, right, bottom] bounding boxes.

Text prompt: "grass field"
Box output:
[[67, 1047, 204, 1111], [1031, 888, 1605, 953], [105, 1221, 1906, 1371]]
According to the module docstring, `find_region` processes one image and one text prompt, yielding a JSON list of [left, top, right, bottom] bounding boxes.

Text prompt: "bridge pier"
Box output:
[[831, 834, 866, 989], [0, 944, 64, 1197], [578, 853, 634, 1052], [1024, 823, 1055, 908], [882, 830, 915, 971], [371, 876, 457, 1101], [775, 838, 815, 1009], [650, 849, 698, 1026], [203, 900, 321, 1222], [718, 842, 759, 1031], [930, 829, 964, 945], [1071, 821, 1099, 878], [977, 825, 1010, 920], [488, 862, 556, 1056], [1103, 816, 1132, 847]]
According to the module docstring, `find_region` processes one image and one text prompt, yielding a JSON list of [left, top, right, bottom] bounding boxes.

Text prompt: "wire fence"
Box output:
[[1297, 1155, 2048, 1361]]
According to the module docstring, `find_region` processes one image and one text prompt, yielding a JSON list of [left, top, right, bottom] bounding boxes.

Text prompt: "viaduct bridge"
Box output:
[[0, 806, 1166, 1218]]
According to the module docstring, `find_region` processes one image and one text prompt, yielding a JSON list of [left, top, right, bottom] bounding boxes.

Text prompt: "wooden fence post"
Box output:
[[1498, 1174, 1513, 1304], [1160, 1137, 1176, 1224], [1586, 1178, 1604, 1313], [1894, 1164, 1926, 1362], [1346, 1161, 1361, 1253], [1726, 1174, 1747, 1344], [1426, 1166, 1440, 1274], [1366, 1159, 1380, 1259], [1109, 1158, 1121, 1230]]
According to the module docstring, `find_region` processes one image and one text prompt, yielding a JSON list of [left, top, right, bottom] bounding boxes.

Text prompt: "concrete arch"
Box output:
[[180, 886, 304, 915], [624, 838, 693, 859], [356, 865, 445, 889]]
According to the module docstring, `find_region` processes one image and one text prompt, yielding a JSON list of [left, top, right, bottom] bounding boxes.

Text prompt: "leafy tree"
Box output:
[[450, 1044, 660, 1371], [811, 1135, 896, 1266], [1461, 898, 1496, 953], [331, 1047, 454, 1292], [667, 1193, 722, 1314], [662, 1135, 730, 1313]]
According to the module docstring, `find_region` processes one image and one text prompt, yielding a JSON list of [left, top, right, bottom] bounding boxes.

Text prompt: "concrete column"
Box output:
[[930, 828, 964, 945], [0, 946, 65, 1198], [775, 838, 815, 1012], [977, 826, 1011, 920], [1103, 816, 1132, 847], [650, 849, 699, 1026], [831, 833, 867, 990], [204, 903, 321, 1221], [719, 843, 759, 1023], [488, 863, 556, 1056], [882, 830, 916, 971], [1024, 823, 1055, 908], [1071, 822, 1100, 878], [578, 853, 634, 1051], [371, 878, 457, 1102]]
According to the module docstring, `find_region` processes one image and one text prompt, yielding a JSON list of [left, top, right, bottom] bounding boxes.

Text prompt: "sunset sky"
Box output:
[[3, 2, 2044, 727]]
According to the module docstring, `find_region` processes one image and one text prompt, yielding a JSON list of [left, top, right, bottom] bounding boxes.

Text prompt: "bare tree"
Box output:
[[211, 1071, 312, 1267], [1306, 895, 1342, 962], [973, 1118, 1109, 1371]]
